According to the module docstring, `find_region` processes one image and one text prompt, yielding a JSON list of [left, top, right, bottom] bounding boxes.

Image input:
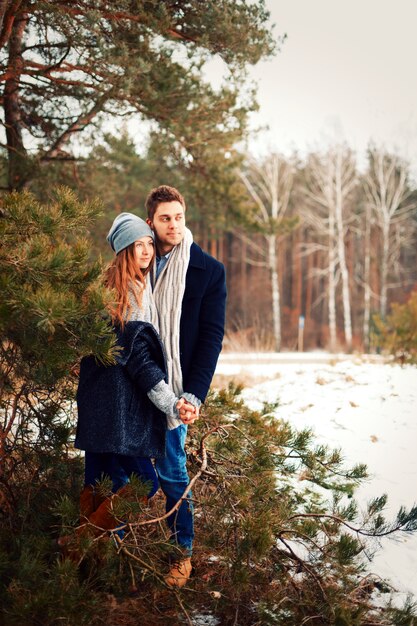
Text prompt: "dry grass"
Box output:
[[223, 325, 276, 353], [211, 371, 280, 389]]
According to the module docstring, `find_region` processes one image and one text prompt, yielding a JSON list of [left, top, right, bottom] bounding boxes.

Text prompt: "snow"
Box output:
[[214, 352, 417, 598]]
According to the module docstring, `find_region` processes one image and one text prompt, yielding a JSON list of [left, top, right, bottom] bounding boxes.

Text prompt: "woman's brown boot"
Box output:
[[79, 485, 108, 519], [84, 496, 120, 535], [59, 485, 148, 558], [82, 484, 147, 536], [79, 485, 95, 519]]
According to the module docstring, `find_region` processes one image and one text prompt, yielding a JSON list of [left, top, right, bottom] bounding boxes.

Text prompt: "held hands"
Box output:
[[176, 397, 199, 425]]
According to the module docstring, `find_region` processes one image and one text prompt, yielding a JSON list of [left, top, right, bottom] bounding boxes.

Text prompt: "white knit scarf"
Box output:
[[152, 228, 193, 428]]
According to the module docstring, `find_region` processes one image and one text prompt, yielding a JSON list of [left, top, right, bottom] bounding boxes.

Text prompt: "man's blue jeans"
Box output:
[[155, 424, 194, 556]]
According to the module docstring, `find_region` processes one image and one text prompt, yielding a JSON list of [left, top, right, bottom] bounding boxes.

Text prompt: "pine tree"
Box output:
[[56, 383, 417, 626], [1, 189, 417, 625], [0, 187, 116, 624], [373, 288, 417, 364], [0, 0, 277, 190]]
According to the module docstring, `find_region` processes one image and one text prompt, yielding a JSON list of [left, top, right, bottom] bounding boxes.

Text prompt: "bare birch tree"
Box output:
[[239, 153, 296, 351], [364, 147, 416, 318], [302, 145, 357, 350], [362, 196, 373, 350]]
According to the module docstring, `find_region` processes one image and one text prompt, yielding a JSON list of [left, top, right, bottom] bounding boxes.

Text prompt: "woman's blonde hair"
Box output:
[[104, 241, 154, 327]]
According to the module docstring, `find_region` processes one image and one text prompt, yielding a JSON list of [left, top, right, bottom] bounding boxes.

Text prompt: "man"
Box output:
[[145, 185, 227, 588]]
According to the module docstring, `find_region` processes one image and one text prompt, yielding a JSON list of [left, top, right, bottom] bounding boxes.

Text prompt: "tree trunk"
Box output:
[[268, 235, 281, 351], [241, 235, 248, 327], [380, 219, 389, 317], [218, 231, 224, 264], [4, 7, 28, 190], [292, 230, 302, 327], [363, 201, 372, 350], [334, 174, 352, 349], [328, 211, 337, 352], [305, 244, 314, 345]]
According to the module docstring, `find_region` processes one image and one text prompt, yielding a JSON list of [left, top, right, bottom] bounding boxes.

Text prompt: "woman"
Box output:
[[74, 212, 195, 530]]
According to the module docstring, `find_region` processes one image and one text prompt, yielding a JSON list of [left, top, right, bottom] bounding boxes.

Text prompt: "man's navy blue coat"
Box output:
[[179, 242, 227, 402], [75, 322, 167, 458]]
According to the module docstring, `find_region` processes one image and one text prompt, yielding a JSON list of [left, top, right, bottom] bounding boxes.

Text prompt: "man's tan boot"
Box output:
[[165, 557, 192, 588]]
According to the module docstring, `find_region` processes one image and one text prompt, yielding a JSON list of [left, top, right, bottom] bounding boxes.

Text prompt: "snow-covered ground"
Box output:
[[214, 352, 417, 598]]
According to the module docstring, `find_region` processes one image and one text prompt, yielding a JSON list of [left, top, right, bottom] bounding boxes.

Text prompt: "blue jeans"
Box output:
[[84, 452, 159, 498], [155, 424, 194, 556]]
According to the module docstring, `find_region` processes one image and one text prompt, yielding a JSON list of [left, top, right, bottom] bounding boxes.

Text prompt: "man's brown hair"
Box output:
[[145, 185, 186, 220]]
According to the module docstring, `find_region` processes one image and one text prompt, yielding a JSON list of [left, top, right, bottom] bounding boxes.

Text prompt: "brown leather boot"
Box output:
[[85, 496, 120, 535], [79, 485, 95, 519], [79, 485, 108, 519], [58, 493, 120, 559], [59, 484, 148, 558], [165, 558, 193, 588], [82, 484, 148, 536]]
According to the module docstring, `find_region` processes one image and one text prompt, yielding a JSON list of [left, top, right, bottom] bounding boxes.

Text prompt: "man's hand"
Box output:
[[176, 398, 199, 425]]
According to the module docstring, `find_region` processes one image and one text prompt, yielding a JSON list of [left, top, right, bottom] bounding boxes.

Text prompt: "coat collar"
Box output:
[[189, 242, 206, 270]]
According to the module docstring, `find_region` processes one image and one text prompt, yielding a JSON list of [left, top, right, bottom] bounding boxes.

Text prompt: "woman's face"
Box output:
[[134, 236, 154, 270]]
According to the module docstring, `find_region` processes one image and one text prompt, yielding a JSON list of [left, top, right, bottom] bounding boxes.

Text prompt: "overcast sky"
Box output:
[[245, 0, 417, 172]]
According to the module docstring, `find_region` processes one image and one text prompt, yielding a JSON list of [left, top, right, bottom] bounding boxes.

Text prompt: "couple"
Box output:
[[74, 185, 227, 588]]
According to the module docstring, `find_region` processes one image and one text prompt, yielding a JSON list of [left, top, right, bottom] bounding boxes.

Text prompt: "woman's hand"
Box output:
[[176, 398, 199, 425]]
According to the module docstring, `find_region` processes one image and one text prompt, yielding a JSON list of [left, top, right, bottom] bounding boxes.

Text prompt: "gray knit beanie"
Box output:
[[106, 212, 154, 254]]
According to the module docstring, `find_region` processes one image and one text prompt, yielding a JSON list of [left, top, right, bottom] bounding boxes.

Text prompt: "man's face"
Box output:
[[147, 201, 186, 254]]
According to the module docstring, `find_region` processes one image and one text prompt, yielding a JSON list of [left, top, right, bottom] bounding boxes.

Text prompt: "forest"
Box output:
[[22, 134, 417, 353], [1, 2, 417, 625], [0, 0, 415, 353]]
